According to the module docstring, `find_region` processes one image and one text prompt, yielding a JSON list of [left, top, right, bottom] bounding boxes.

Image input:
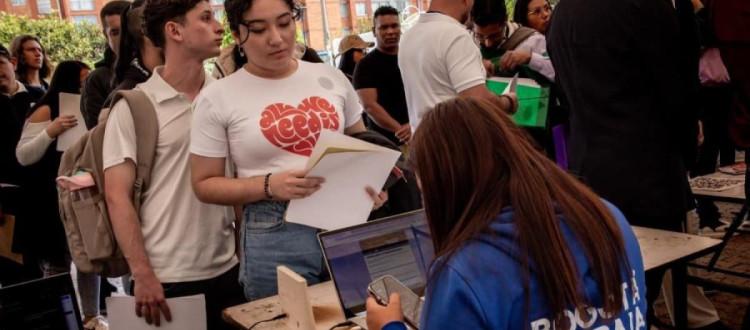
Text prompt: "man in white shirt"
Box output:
[[398, 0, 515, 129], [102, 0, 242, 328]]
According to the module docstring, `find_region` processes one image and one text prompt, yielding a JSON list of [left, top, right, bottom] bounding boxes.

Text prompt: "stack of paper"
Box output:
[[57, 93, 87, 152], [286, 130, 401, 231], [106, 295, 206, 330]]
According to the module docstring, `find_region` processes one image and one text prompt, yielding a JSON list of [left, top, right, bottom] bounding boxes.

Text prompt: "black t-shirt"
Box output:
[[352, 49, 409, 145], [22, 81, 47, 103]]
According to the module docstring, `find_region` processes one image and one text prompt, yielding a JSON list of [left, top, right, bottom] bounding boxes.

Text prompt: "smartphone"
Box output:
[[368, 275, 423, 329]]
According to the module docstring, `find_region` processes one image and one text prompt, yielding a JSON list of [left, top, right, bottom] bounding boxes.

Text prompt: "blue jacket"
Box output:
[[383, 201, 646, 330]]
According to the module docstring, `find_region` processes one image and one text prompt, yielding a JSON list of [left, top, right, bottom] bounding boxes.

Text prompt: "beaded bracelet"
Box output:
[[263, 173, 273, 200]]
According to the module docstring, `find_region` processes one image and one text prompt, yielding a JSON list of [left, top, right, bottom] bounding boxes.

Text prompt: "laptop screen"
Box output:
[[0, 273, 83, 330], [318, 210, 434, 315]]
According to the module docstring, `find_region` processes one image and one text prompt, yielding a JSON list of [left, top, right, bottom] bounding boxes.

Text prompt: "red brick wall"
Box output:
[[304, 0, 346, 51], [64, 0, 109, 24]]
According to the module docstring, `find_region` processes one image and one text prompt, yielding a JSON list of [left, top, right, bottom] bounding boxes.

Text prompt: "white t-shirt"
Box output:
[[102, 68, 237, 283], [398, 13, 487, 129], [190, 60, 363, 178]]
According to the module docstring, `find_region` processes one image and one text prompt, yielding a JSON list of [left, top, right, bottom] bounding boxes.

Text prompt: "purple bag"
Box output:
[[699, 48, 730, 86]]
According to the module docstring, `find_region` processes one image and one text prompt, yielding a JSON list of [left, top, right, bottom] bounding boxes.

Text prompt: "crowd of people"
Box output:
[[0, 0, 748, 329]]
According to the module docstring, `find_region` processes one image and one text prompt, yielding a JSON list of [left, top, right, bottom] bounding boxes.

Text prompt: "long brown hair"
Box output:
[[10, 35, 52, 83], [411, 97, 629, 324]]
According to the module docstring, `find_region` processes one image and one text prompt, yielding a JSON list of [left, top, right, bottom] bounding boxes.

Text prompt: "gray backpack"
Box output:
[[57, 90, 158, 277]]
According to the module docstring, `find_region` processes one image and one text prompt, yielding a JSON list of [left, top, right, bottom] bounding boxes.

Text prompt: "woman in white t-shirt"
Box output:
[[189, 0, 386, 301]]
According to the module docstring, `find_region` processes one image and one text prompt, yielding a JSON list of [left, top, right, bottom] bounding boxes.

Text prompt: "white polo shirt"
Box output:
[[102, 67, 237, 283], [398, 12, 487, 129]]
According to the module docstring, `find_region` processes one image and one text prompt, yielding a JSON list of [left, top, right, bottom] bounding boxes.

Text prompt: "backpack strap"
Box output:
[[501, 26, 537, 51], [109, 90, 159, 205]]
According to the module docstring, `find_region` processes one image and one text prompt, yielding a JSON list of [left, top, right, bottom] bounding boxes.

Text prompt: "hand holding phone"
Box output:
[[366, 292, 404, 330], [368, 275, 422, 329]]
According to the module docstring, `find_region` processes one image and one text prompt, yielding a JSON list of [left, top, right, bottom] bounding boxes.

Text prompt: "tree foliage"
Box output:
[[0, 13, 106, 67]]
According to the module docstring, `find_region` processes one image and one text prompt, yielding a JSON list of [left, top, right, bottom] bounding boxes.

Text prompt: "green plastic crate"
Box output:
[[486, 77, 550, 128]]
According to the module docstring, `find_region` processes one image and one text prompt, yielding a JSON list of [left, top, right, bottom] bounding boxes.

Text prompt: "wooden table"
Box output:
[[224, 227, 721, 330], [689, 172, 750, 328], [223, 281, 346, 330], [690, 172, 747, 267], [633, 227, 721, 329], [633, 226, 721, 271], [691, 172, 745, 204]]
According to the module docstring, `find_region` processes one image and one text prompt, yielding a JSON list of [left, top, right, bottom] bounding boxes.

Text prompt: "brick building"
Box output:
[[1, 0, 108, 24], [2, 0, 228, 24], [299, 0, 428, 51], [2, 0, 427, 52]]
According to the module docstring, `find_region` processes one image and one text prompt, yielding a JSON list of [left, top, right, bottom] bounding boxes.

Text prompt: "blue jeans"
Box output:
[[240, 200, 326, 301]]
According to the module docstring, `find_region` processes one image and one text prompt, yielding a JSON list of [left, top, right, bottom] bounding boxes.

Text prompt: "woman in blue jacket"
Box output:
[[367, 97, 647, 329]]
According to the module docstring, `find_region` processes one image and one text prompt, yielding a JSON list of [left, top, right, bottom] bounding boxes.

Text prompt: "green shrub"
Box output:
[[0, 12, 106, 67]]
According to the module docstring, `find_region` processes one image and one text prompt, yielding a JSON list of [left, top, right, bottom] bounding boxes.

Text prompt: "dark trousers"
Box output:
[[0, 186, 43, 285], [0, 257, 25, 287], [692, 86, 736, 226], [131, 265, 245, 330]]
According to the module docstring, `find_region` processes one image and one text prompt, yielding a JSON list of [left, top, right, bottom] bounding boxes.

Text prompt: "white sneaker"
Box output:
[[83, 315, 109, 330]]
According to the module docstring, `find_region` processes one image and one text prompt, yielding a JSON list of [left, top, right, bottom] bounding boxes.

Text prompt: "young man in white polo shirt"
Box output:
[[398, 0, 516, 129], [102, 0, 243, 328]]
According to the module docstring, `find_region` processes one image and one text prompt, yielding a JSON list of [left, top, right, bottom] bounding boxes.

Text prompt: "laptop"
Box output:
[[318, 210, 434, 326], [0, 273, 83, 330]]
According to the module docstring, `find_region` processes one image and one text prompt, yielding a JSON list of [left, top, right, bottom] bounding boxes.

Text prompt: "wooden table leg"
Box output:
[[673, 263, 688, 329]]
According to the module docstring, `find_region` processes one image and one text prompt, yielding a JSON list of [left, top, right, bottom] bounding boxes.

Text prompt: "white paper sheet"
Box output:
[[106, 294, 207, 330], [56, 92, 86, 152], [502, 73, 519, 95], [285, 131, 401, 231]]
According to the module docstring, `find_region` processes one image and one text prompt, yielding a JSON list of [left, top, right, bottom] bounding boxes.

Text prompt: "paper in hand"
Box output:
[[56, 92, 86, 151], [502, 73, 519, 95], [106, 294, 206, 330], [285, 130, 401, 231]]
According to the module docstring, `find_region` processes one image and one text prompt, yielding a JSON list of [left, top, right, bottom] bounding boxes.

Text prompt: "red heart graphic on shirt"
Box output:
[[260, 96, 340, 156]]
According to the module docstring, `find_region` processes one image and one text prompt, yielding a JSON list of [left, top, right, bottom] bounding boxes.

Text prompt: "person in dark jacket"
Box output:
[[80, 0, 131, 129], [713, 0, 750, 199], [14, 61, 90, 276], [546, 0, 732, 328], [0, 43, 38, 286], [105, 0, 163, 105], [548, 0, 695, 236], [0, 44, 31, 190], [689, 0, 735, 232]]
